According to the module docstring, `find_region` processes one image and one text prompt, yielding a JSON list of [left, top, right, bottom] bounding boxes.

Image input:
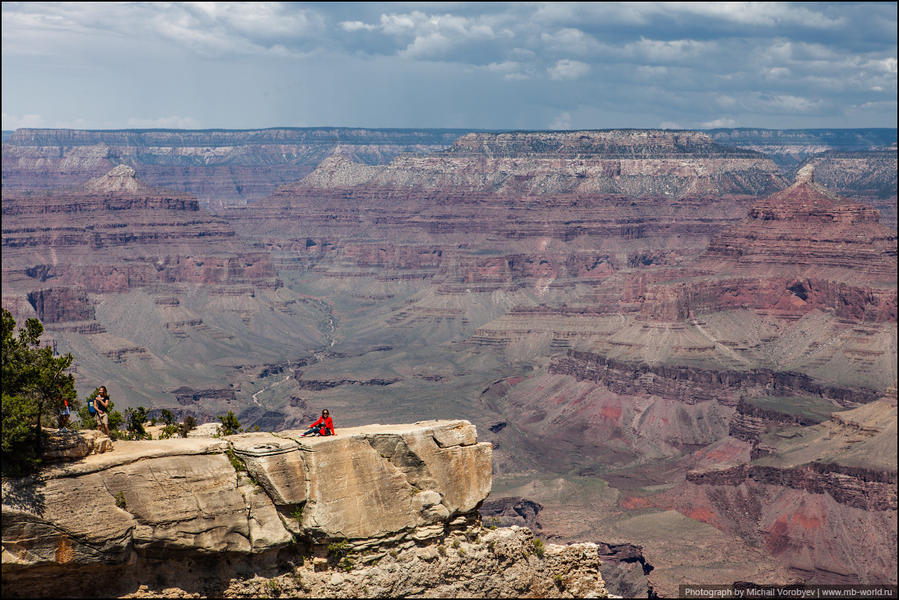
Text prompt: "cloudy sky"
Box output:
[[2, 2, 896, 131]]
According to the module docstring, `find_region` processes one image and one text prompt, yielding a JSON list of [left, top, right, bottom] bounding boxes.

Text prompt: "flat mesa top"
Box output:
[[301, 419, 467, 437]]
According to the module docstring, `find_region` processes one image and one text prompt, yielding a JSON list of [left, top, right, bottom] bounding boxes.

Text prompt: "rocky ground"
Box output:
[[121, 526, 607, 599]]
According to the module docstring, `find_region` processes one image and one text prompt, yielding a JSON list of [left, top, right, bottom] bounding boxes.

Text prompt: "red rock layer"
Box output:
[[703, 171, 897, 284], [1, 166, 279, 322]]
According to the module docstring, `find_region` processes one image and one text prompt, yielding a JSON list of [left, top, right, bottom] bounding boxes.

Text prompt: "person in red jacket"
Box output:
[[301, 409, 335, 437]]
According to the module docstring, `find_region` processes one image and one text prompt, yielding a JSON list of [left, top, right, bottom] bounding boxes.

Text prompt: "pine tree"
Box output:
[[2, 309, 77, 475]]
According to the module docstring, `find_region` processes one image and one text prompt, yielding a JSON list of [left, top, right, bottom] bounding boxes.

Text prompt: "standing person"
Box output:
[[301, 409, 335, 437], [57, 397, 71, 432], [95, 386, 110, 437]]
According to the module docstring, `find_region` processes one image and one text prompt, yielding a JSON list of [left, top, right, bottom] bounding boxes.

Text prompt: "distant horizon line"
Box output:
[[4, 126, 898, 134]]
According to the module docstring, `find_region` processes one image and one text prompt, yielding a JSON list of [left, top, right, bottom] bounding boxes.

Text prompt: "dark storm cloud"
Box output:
[[2, 2, 896, 130]]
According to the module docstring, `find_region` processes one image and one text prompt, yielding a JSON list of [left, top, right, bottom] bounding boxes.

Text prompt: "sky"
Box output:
[[2, 2, 897, 131]]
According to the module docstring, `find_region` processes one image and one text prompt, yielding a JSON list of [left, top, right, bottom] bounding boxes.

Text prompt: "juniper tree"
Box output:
[[2, 309, 77, 475]]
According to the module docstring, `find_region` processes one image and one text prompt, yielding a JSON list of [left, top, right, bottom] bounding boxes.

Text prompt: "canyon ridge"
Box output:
[[2, 126, 896, 597]]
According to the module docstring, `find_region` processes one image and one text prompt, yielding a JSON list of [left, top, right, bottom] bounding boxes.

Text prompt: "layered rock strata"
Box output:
[[2, 128, 467, 209], [703, 165, 897, 285], [662, 398, 898, 585], [706, 128, 897, 170], [1, 165, 278, 304], [2, 420, 609, 598], [224, 130, 786, 298]]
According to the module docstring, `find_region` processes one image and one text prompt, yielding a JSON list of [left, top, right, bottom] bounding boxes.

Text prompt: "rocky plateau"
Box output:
[[2, 420, 610, 598]]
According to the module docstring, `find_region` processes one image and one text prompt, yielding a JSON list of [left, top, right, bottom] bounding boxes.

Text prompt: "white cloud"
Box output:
[[700, 117, 738, 128], [666, 2, 845, 29], [548, 59, 590, 81], [1, 2, 320, 59], [866, 57, 898, 74], [340, 20, 376, 32], [343, 10, 503, 61], [540, 28, 603, 55]]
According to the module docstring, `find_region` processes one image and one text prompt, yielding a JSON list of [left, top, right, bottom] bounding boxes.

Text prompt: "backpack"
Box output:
[[88, 398, 96, 416]]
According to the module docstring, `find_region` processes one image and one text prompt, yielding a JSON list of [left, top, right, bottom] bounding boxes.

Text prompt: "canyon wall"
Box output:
[[2, 128, 467, 209], [1, 420, 608, 598]]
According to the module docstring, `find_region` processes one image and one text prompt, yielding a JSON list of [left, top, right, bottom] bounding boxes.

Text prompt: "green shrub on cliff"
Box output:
[[125, 405, 150, 440], [1, 309, 77, 476], [218, 410, 242, 436]]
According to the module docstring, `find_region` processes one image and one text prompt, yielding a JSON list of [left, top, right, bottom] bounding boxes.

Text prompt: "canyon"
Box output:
[[2, 126, 896, 597]]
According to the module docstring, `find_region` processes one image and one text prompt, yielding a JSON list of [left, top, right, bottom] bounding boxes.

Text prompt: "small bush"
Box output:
[[451, 538, 460, 549], [291, 504, 304, 523], [114, 491, 126, 509], [179, 415, 197, 437], [125, 406, 150, 440], [339, 555, 355, 571], [226, 446, 247, 472], [553, 573, 565, 590], [327, 539, 350, 558], [158, 423, 180, 439], [532, 537, 545, 558], [160, 409, 176, 426], [437, 545, 447, 557], [264, 578, 281, 598], [218, 411, 242, 436]]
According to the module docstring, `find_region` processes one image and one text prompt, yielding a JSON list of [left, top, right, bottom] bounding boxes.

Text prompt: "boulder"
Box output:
[[41, 430, 113, 462]]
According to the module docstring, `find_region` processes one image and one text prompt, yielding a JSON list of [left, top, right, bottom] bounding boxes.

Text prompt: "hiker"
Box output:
[[95, 386, 110, 436], [301, 409, 335, 437], [57, 397, 71, 432]]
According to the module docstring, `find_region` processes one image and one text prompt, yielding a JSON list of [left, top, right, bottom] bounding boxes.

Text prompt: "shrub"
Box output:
[[114, 491, 127, 509], [180, 415, 197, 437], [125, 406, 150, 440], [264, 578, 281, 598], [532, 537, 545, 558], [339, 555, 355, 571], [218, 411, 242, 436], [291, 504, 304, 523], [327, 539, 350, 558], [160, 409, 176, 426], [158, 423, 180, 439], [226, 446, 247, 472], [75, 404, 97, 431], [553, 573, 565, 590]]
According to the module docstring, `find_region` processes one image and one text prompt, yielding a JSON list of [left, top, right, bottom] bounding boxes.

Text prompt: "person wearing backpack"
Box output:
[[95, 386, 110, 436]]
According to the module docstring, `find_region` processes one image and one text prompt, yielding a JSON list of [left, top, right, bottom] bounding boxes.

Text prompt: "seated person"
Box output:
[[301, 409, 335, 437]]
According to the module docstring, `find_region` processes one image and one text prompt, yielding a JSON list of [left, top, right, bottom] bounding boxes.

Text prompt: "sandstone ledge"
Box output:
[[1, 420, 514, 597]]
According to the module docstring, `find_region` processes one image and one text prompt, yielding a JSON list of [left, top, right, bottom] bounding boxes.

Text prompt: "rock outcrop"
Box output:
[[1, 420, 608, 598]]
